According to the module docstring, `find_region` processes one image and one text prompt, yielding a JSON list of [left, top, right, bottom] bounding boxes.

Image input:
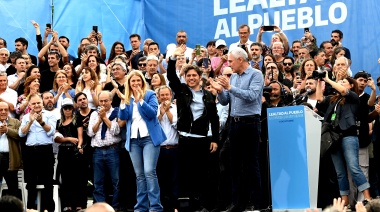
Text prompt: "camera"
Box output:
[[263, 86, 272, 101], [312, 70, 326, 80], [263, 86, 273, 93], [222, 49, 229, 55]]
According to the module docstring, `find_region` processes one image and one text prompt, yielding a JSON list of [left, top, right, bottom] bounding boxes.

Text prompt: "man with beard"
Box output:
[[282, 56, 295, 82], [250, 42, 263, 70], [260, 80, 291, 208], [290, 40, 301, 62], [14, 37, 37, 65], [42, 91, 60, 119], [74, 92, 96, 207], [350, 72, 376, 204], [166, 30, 193, 59]]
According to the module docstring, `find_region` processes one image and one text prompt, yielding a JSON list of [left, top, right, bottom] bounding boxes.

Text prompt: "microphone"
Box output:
[[289, 89, 312, 106], [300, 88, 312, 101]]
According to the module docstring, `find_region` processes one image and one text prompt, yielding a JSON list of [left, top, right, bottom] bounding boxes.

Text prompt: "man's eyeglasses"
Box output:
[[283, 63, 293, 66], [138, 63, 146, 67], [223, 74, 232, 77]]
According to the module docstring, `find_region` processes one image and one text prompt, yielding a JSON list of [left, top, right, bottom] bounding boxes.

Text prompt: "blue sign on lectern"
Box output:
[[267, 106, 321, 212]]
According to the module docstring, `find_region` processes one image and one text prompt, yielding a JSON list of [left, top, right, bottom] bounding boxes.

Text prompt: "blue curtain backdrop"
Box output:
[[1, 0, 380, 78]]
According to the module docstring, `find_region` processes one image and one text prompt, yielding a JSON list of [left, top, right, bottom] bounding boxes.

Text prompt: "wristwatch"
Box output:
[[40, 121, 46, 127]]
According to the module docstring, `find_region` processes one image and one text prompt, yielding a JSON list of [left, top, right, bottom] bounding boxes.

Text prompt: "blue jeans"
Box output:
[[93, 146, 120, 208], [331, 136, 370, 195], [129, 136, 163, 212]]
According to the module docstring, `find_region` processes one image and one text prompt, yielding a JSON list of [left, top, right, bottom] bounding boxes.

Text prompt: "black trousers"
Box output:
[[229, 118, 261, 209], [0, 152, 18, 197], [23, 144, 55, 212], [58, 146, 87, 209], [157, 146, 179, 212], [178, 136, 210, 210]]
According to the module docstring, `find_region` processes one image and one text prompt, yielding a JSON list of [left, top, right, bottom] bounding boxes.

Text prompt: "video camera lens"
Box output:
[[312, 70, 326, 80]]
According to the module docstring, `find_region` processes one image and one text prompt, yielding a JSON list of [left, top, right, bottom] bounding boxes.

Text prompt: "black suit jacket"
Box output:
[[321, 90, 359, 130]]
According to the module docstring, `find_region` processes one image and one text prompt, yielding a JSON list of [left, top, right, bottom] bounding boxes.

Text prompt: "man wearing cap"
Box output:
[[0, 101, 22, 197], [211, 39, 229, 76], [229, 24, 253, 52], [87, 90, 121, 209], [19, 93, 57, 211]]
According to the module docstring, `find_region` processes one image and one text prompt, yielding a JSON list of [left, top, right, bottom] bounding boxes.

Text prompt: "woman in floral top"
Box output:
[[15, 75, 40, 120]]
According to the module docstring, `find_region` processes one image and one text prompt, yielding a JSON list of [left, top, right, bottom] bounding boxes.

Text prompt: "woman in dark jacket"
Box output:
[[316, 73, 371, 207]]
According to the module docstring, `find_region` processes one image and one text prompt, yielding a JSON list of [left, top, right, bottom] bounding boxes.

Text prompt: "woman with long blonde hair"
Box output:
[[118, 70, 166, 212]]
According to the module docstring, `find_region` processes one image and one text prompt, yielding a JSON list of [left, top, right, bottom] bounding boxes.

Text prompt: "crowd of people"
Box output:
[[0, 19, 380, 212]]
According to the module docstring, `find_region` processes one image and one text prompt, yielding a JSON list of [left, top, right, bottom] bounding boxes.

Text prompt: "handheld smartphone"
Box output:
[[368, 73, 372, 78], [93, 26, 98, 33], [263, 26, 275, 31], [195, 44, 201, 55], [304, 28, 310, 33], [223, 49, 229, 55], [46, 23, 51, 28], [203, 58, 209, 68]]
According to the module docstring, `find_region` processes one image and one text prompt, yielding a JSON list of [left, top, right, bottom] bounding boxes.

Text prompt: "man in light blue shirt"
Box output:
[[210, 47, 264, 212], [18, 93, 56, 211]]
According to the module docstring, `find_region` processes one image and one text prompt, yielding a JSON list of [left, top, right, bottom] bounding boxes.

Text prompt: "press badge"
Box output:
[[331, 113, 336, 121]]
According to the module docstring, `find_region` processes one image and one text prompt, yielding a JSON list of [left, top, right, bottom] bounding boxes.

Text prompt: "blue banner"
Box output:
[[1, 0, 379, 79], [144, 0, 380, 77], [0, 0, 51, 57], [53, 0, 144, 58]]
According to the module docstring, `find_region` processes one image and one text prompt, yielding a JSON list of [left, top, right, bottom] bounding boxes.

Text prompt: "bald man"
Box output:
[[85, 203, 115, 212]]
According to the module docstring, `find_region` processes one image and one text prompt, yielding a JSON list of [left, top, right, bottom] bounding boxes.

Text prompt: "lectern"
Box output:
[[267, 106, 321, 212]]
